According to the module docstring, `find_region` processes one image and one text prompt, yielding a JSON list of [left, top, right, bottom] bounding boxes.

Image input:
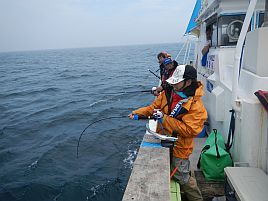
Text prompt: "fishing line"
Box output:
[[76, 116, 126, 158]]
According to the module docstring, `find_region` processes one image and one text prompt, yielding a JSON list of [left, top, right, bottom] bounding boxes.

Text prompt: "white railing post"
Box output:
[[232, 0, 258, 111]]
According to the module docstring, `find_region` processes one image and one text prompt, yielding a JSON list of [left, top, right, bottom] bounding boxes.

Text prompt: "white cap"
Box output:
[[166, 65, 186, 85]]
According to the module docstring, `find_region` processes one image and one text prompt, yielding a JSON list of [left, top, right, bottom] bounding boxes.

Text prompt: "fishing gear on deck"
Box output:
[[148, 69, 161, 80], [76, 116, 125, 158]]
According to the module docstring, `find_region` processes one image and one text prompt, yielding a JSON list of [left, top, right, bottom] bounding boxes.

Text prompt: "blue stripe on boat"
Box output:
[[141, 141, 162, 148]]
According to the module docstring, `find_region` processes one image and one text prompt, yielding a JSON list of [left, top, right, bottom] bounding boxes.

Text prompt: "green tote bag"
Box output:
[[198, 129, 233, 181]]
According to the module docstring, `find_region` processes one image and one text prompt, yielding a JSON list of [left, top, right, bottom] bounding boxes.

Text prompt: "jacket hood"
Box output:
[[194, 82, 204, 98]]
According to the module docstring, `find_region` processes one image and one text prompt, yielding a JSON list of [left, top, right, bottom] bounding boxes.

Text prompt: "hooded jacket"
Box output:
[[132, 82, 207, 159]]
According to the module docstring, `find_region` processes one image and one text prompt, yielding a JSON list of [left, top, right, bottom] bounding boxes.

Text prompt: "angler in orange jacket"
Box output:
[[129, 65, 207, 201]]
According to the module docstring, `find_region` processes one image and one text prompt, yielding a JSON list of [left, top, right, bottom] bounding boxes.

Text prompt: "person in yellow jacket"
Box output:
[[129, 65, 207, 201]]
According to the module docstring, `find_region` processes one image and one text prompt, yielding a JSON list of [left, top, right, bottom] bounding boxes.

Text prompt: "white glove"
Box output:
[[151, 86, 157, 93], [151, 86, 160, 96]]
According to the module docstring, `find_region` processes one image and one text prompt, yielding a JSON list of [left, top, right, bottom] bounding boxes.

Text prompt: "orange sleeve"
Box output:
[[132, 93, 165, 117]]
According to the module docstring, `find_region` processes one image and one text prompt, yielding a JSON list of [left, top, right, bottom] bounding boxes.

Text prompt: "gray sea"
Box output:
[[0, 43, 193, 201]]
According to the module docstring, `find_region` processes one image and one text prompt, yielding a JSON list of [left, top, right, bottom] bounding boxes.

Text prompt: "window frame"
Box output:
[[217, 13, 247, 47]]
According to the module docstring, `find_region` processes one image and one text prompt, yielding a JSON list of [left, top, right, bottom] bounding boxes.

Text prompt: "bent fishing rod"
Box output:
[[76, 115, 151, 158], [76, 114, 175, 158], [77, 115, 147, 158], [76, 116, 126, 158]]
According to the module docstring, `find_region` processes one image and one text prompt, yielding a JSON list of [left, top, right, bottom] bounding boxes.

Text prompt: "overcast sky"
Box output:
[[0, 0, 196, 52]]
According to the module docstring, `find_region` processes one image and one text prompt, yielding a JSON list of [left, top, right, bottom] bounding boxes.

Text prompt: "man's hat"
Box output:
[[163, 58, 173, 66], [166, 65, 197, 85]]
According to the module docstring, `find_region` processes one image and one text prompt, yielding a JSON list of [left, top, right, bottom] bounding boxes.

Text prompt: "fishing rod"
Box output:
[[148, 69, 161, 80], [76, 113, 177, 158], [99, 70, 160, 96], [76, 115, 153, 158], [101, 89, 152, 95], [76, 116, 126, 158]]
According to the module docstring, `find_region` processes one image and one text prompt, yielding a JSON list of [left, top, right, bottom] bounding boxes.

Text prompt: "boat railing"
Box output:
[[175, 35, 196, 65]]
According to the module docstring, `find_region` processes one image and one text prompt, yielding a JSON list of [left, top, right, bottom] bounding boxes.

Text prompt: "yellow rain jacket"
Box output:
[[132, 82, 207, 159]]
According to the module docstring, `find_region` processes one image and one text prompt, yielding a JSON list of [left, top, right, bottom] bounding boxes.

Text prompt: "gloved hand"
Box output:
[[153, 109, 163, 121], [128, 113, 139, 120], [151, 86, 162, 96], [151, 86, 157, 94]]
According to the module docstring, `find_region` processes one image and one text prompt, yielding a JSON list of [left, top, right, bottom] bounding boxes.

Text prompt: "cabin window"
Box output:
[[217, 14, 246, 46], [258, 12, 264, 28]]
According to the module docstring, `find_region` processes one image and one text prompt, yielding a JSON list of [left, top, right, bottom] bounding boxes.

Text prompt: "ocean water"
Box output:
[[0, 43, 193, 201]]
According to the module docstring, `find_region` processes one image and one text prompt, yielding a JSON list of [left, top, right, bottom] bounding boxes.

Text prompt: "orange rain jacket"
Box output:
[[132, 82, 207, 159]]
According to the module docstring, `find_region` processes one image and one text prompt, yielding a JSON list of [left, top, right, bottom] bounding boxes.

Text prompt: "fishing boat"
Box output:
[[123, 0, 268, 200]]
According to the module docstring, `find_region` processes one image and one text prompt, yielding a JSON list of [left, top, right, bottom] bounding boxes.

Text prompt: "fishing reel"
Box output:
[[152, 109, 163, 121], [161, 140, 175, 148]]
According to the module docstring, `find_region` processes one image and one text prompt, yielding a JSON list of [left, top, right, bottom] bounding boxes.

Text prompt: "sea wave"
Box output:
[[0, 87, 60, 99]]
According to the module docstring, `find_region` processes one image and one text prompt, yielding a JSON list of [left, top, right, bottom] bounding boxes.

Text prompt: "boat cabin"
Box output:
[[192, 0, 268, 175]]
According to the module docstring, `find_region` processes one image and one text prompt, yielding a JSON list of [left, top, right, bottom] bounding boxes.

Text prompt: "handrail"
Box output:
[[232, 0, 258, 111], [175, 40, 187, 61], [175, 35, 196, 65]]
